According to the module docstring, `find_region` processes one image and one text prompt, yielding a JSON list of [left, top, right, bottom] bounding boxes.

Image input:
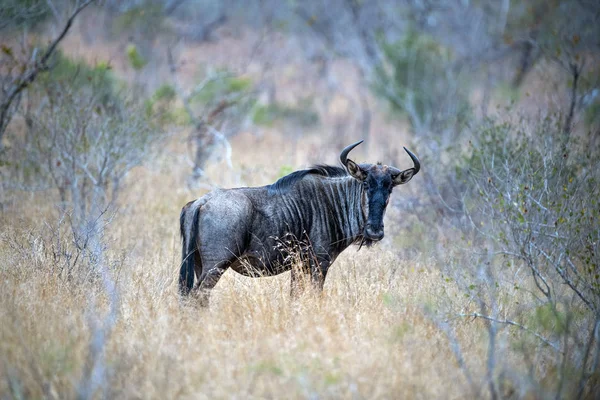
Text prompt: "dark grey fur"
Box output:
[[179, 140, 420, 305]]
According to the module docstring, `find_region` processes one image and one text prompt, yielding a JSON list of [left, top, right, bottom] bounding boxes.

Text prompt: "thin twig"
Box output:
[[454, 312, 562, 353], [428, 317, 478, 397], [0, 0, 96, 138], [563, 61, 583, 137], [534, 243, 594, 312], [206, 124, 232, 169]]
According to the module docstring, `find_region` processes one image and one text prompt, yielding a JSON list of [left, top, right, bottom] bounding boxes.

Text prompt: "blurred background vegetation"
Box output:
[[1, 0, 599, 398]]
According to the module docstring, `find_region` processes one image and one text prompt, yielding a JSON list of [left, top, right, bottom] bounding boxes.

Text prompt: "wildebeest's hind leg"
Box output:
[[191, 190, 251, 306], [179, 202, 202, 296], [195, 260, 231, 307], [179, 247, 203, 296]]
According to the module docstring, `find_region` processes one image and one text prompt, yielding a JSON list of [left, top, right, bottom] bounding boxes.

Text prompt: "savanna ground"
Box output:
[[1, 134, 467, 399], [1, 1, 599, 399]]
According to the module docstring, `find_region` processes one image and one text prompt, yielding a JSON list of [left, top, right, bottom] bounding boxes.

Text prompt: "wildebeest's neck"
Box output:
[[321, 177, 365, 250], [256, 175, 366, 255]]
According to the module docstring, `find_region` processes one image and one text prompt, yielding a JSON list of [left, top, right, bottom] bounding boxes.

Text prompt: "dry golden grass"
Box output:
[[0, 132, 504, 399], [1, 22, 569, 399]]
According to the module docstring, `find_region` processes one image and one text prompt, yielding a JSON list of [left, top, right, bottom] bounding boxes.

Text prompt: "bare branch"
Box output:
[[426, 315, 478, 397], [44, 0, 60, 23], [206, 124, 232, 169], [0, 0, 96, 140], [454, 313, 562, 353], [533, 243, 595, 312], [577, 317, 600, 398], [563, 61, 582, 139], [164, 0, 187, 16]]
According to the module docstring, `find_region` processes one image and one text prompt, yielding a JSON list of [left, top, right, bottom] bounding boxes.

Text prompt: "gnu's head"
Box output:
[[340, 140, 420, 242]]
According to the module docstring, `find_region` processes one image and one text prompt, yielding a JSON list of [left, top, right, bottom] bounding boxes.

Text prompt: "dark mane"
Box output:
[[267, 164, 348, 195]]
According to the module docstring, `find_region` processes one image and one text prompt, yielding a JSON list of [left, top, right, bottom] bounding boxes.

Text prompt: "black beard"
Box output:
[[355, 235, 376, 250]]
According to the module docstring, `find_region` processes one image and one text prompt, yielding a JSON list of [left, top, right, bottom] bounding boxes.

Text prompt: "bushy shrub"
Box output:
[[3, 51, 160, 279], [0, 0, 51, 31], [251, 102, 319, 128], [466, 115, 599, 310], [373, 29, 472, 138], [372, 29, 475, 256], [144, 84, 192, 126], [439, 114, 600, 398], [37, 50, 118, 107], [126, 44, 147, 70], [189, 74, 253, 105], [111, 2, 166, 39]]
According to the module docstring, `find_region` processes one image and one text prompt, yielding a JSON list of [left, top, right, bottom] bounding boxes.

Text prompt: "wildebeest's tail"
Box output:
[[179, 201, 201, 296]]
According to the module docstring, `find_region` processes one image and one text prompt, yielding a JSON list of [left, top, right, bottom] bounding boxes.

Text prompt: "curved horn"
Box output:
[[403, 147, 420, 175], [340, 140, 364, 167]]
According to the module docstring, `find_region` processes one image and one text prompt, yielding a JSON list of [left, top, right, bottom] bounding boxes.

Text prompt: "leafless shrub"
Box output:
[[13, 85, 153, 263], [1, 65, 159, 396], [2, 50, 160, 287]]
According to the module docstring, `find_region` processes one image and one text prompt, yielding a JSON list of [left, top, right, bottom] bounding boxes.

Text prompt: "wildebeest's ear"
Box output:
[[346, 159, 367, 181], [391, 168, 416, 186]]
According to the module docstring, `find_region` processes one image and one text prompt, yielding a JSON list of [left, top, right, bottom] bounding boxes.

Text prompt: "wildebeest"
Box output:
[[179, 140, 420, 305]]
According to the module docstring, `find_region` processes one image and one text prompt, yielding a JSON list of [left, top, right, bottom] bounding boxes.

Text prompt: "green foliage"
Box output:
[[251, 104, 274, 126], [169, 107, 193, 125], [145, 72, 257, 129], [227, 77, 253, 92], [505, 1, 599, 63], [251, 102, 319, 128], [531, 304, 566, 334], [0, 0, 51, 31], [144, 84, 190, 126], [277, 164, 294, 178], [493, 82, 521, 104], [581, 67, 600, 129], [153, 84, 176, 101], [112, 3, 166, 38], [390, 322, 412, 342], [372, 29, 471, 133], [8, 51, 161, 203], [39, 340, 77, 378], [190, 75, 253, 104], [584, 99, 600, 127], [248, 360, 284, 376], [37, 50, 117, 106], [126, 44, 147, 70]]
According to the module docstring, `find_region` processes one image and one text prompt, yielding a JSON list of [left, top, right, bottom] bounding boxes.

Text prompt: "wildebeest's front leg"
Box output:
[[290, 248, 330, 298], [310, 256, 331, 292], [290, 261, 310, 299]]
